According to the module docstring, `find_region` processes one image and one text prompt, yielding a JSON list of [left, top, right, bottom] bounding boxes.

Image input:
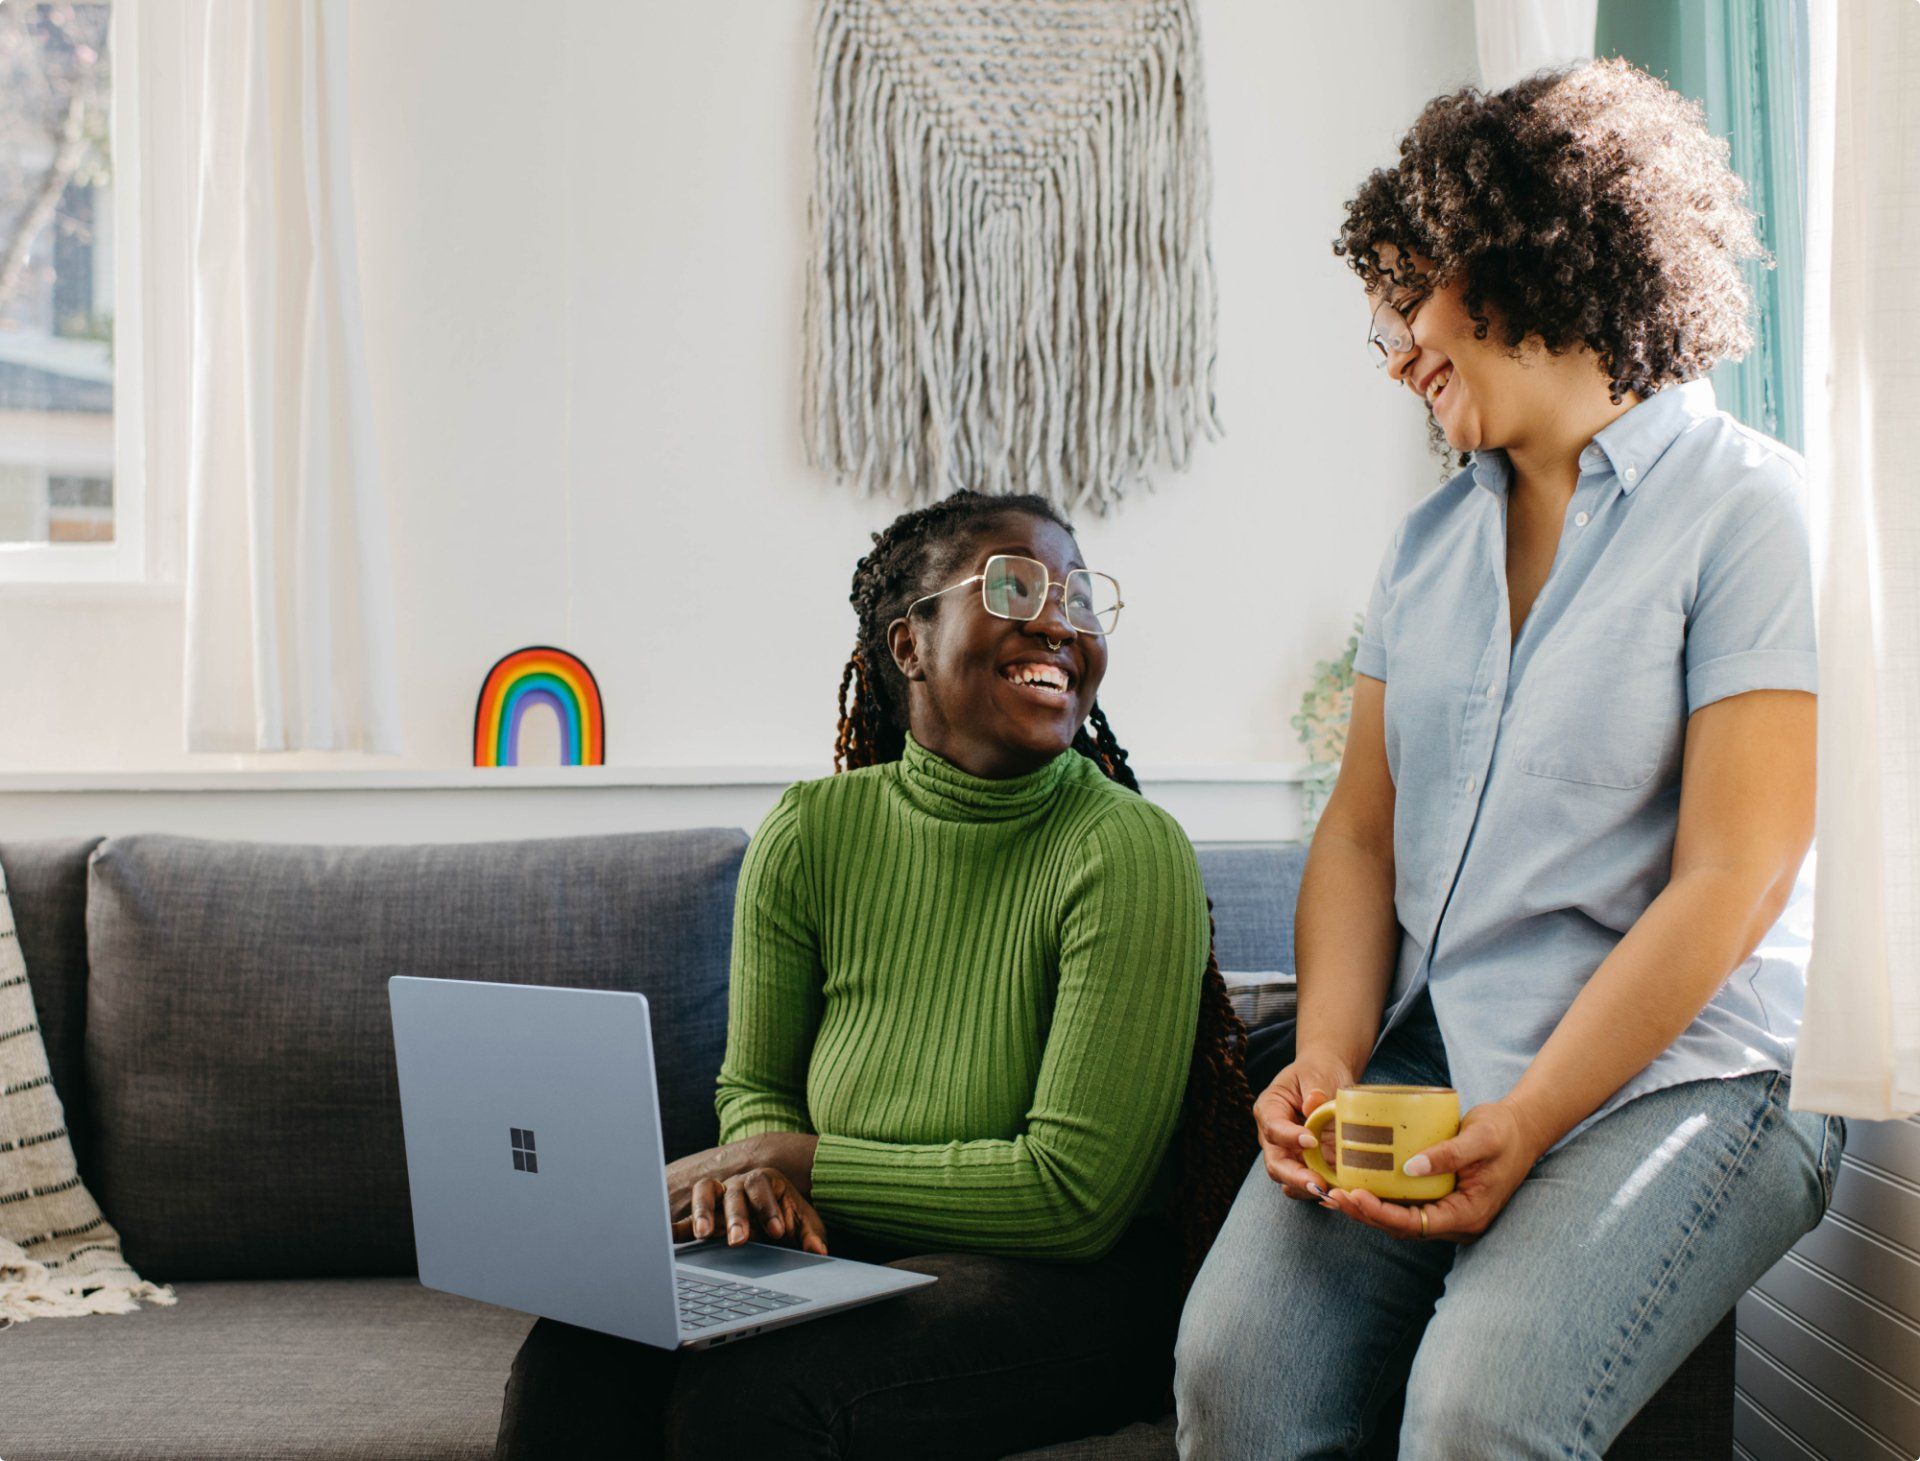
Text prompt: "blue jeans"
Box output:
[[1174, 997, 1845, 1460]]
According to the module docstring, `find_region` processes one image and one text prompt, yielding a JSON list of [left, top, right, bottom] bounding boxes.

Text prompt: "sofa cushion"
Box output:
[[1195, 842, 1306, 973], [84, 829, 746, 1281], [0, 1277, 530, 1460], [0, 837, 103, 1181]]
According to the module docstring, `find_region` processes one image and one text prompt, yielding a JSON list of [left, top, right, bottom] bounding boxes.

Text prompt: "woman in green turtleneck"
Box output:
[[496, 492, 1255, 1460]]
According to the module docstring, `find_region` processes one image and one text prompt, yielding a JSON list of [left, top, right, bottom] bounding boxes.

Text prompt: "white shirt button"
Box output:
[[1465, 775, 1477, 793], [1575, 511, 1590, 527], [1486, 683, 1499, 699], [1623, 466, 1639, 484]]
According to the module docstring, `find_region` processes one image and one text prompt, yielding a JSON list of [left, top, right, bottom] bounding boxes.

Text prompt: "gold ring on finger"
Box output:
[[1418, 1206, 1430, 1240]]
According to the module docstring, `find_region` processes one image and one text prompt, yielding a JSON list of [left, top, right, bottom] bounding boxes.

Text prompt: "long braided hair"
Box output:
[[834, 490, 1257, 1283]]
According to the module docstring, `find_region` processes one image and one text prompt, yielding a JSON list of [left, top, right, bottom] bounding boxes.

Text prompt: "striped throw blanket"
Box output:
[[0, 861, 172, 1326]]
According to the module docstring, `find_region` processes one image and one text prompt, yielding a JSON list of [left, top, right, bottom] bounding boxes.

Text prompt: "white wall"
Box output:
[[0, 0, 1477, 786]]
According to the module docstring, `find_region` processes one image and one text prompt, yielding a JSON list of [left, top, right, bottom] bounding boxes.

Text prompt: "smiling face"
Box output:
[[1367, 241, 1635, 464], [887, 513, 1107, 779], [1367, 246, 1574, 457]]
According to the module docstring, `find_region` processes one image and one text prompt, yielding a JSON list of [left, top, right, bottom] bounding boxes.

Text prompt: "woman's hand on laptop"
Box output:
[[673, 1165, 829, 1254], [666, 1132, 819, 1221]]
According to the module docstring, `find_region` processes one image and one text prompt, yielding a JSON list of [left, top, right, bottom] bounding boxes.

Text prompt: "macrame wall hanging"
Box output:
[[802, 0, 1221, 514]]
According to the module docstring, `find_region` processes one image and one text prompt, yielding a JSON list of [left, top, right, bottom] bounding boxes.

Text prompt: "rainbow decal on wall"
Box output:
[[473, 646, 605, 767]]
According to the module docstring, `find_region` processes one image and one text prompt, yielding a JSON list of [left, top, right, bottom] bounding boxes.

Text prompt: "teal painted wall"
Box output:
[[1595, 0, 1807, 450]]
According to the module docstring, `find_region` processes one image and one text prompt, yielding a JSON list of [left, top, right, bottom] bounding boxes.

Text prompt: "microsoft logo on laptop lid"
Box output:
[[510, 1127, 538, 1174]]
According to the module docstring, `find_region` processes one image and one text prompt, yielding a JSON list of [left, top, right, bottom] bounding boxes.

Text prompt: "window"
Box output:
[[510, 1128, 539, 1174], [0, 1, 140, 583]]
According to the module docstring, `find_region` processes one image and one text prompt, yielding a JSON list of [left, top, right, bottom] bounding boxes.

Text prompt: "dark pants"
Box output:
[[494, 1223, 1182, 1460]]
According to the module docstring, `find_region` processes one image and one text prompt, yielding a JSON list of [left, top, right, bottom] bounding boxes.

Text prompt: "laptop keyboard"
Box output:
[[676, 1273, 807, 1333]]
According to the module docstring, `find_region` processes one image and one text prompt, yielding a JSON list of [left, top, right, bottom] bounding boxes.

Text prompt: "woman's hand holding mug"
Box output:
[[1300, 1084, 1460, 1202], [1319, 1095, 1557, 1244], [1255, 1052, 1358, 1202]]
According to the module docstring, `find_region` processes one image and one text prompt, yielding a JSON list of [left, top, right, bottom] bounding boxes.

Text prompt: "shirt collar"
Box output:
[[1468, 450, 1511, 498], [1470, 378, 1717, 498]]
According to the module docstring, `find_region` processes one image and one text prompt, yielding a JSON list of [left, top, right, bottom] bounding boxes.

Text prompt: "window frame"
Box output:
[[0, 0, 170, 589]]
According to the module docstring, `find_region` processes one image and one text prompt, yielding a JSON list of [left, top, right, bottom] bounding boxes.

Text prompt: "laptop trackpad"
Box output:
[[679, 1243, 836, 1280]]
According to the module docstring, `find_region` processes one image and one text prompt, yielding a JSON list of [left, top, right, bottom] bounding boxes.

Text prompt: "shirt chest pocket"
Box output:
[[1513, 604, 1687, 790]]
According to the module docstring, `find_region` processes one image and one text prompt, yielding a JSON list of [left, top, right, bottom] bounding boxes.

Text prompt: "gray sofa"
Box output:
[[0, 829, 1731, 1460]]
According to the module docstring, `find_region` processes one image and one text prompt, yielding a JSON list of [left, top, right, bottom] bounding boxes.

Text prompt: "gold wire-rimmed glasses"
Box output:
[[903, 554, 1125, 636], [1367, 293, 1421, 367]]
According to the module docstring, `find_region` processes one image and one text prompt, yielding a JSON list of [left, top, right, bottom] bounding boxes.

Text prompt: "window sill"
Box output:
[[0, 761, 1317, 794]]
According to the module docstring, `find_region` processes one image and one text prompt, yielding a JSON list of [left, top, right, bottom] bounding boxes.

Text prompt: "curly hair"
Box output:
[[1334, 58, 1765, 403], [835, 490, 1257, 1285]]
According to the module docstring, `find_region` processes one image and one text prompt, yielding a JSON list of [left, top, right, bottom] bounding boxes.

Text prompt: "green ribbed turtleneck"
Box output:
[[716, 734, 1208, 1261]]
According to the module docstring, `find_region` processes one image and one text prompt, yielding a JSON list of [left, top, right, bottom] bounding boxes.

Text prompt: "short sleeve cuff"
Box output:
[[1686, 648, 1818, 714], [1354, 637, 1387, 681]]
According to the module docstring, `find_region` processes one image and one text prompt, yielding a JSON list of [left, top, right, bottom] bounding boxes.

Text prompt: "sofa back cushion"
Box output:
[[0, 838, 103, 1181], [1196, 842, 1306, 973], [84, 829, 746, 1281]]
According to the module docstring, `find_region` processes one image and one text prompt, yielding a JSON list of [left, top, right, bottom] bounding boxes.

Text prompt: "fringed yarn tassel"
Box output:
[[0, 1239, 176, 1329], [803, 0, 1221, 512]]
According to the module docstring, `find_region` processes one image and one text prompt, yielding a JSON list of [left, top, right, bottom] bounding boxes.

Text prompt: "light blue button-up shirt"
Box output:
[[1354, 379, 1817, 1146]]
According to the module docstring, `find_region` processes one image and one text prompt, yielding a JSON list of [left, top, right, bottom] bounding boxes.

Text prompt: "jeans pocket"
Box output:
[[1817, 1114, 1848, 1209]]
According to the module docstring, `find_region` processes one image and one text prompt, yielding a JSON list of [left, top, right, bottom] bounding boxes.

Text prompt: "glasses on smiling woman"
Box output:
[[905, 555, 1125, 636], [1367, 293, 1422, 367]]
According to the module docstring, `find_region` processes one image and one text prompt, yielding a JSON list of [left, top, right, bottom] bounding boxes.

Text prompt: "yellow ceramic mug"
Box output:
[[1302, 1084, 1461, 1202]]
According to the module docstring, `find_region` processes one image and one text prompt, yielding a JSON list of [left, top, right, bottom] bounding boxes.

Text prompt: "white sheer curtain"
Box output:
[[180, 0, 400, 753], [1792, 0, 1920, 1119], [1473, 0, 1597, 91]]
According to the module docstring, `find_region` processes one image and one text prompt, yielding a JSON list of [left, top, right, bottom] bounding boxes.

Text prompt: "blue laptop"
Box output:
[[388, 977, 932, 1349]]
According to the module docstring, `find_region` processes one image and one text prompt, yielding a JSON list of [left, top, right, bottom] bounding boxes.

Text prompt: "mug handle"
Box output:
[[1302, 1099, 1338, 1187]]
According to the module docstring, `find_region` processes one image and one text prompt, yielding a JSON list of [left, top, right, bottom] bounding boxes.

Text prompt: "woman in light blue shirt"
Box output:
[[1176, 61, 1845, 1459]]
